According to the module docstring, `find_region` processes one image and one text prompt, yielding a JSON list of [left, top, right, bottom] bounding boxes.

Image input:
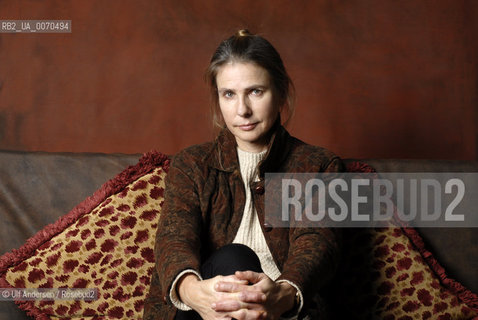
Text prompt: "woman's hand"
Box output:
[[177, 273, 267, 320], [213, 271, 297, 320]]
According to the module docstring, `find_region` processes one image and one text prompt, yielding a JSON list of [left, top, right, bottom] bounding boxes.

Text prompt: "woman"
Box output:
[[144, 30, 343, 320]]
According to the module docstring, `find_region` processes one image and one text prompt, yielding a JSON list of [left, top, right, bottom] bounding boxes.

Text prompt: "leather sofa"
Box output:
[[0, 150, 476, 319]]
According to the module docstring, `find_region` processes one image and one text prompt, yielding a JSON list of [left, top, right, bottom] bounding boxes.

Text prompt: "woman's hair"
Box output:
[[206, 29, 295, 128]]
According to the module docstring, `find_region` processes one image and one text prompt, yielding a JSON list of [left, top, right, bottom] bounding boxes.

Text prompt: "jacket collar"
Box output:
[[210, 120, 292, 177]]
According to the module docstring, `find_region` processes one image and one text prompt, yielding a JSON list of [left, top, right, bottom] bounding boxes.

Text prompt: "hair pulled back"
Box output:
[[206, 29, 295, 128]]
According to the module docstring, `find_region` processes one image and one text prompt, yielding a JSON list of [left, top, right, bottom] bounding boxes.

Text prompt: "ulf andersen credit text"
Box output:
[[0, 288, 97, 301]]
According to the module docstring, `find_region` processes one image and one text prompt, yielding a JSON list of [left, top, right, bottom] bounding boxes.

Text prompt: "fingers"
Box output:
[[219, 274, 244, 282], [239, 290, 266, 303], [216, 274, 249, 284], [227, 308, 267, 320], [215, 281, 249, 293], [212, 289, 266, 310], [211, 299, 242, 312], [215, 282, 266, 303], [213, 288, 266, 305], [234, 270, 264, 284], [212, 300, 266, 319]]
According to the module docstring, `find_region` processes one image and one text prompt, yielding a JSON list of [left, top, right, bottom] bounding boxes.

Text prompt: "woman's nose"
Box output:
[[237, 96, 252, 117]]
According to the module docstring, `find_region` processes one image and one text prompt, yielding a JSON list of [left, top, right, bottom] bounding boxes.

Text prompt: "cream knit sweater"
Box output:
[[233, 148, 281, 280]]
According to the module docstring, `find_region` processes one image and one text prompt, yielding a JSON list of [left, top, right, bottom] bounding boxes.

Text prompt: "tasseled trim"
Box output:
[[401, 225, 478, 311], [346, 160, 376, 173]]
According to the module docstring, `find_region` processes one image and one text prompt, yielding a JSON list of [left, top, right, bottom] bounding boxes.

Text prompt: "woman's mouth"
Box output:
[[238, 123, 257, 131]]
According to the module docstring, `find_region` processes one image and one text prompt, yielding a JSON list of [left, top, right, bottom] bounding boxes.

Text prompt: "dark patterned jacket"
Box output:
[[143, 124, 343, 319]]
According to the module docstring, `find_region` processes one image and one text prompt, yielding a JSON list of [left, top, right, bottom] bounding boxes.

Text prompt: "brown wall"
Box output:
[[0, 0, 477, 159]]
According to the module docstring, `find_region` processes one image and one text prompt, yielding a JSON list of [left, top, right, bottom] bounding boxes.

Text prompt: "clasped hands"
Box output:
[[177, 270, 296, 320]]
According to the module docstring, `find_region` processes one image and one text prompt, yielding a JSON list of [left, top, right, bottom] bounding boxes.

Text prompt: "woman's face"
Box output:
[[216, 62, 279, 153]]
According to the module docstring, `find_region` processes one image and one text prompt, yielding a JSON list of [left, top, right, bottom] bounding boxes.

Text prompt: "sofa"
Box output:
[[0, 150, 476, 319]]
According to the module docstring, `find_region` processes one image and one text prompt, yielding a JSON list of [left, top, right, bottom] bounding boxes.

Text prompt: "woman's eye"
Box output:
[[223, 91, 234, 98], [251, 89, 263, 96]]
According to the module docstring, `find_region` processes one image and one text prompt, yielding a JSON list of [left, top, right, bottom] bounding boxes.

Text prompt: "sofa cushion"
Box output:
[[0, 151, 169, 319]]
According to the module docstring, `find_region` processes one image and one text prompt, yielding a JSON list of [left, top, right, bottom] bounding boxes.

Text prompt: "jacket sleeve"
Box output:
[[153, 149, 204, 305], [276, 156, 344, 298]]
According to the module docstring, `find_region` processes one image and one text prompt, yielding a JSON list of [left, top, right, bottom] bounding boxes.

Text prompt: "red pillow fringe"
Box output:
[[402, 226, 478, 311]]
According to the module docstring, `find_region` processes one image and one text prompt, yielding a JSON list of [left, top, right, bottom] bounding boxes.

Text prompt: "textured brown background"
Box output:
[[0, 0, 477, 159]]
